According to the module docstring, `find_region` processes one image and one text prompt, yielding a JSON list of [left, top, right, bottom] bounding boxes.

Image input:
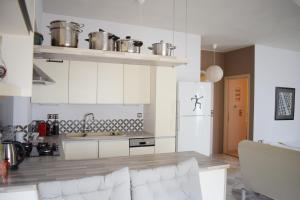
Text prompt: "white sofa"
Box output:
[[238, 140, 300, 200], [38, 158, 202, 200]]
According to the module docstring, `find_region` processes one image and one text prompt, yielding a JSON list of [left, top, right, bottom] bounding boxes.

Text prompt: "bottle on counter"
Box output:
[[51, 115, 59, 135], [46, 120, 52, 136], [38, 121, 47, 137]]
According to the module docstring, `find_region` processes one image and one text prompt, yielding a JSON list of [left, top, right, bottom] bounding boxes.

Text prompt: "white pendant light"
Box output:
[[136, 0, 146, 5], [206, 44, 223, 83]]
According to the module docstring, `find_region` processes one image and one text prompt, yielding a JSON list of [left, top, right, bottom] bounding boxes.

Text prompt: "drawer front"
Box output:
[[130, 146, 155, 156], [99, 140, 129, 158]]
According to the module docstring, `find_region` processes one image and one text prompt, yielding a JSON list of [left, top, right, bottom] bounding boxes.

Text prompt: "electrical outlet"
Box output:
[[137, 113, 143, 118], [47, 114, 53, 119]]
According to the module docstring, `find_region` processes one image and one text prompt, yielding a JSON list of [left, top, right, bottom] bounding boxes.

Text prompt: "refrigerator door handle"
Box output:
[[176, 101, 180, 132]]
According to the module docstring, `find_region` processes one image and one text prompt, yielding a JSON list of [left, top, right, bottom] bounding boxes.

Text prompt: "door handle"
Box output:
[[46, 59, 64, 63], [176, 101, 180, 132]]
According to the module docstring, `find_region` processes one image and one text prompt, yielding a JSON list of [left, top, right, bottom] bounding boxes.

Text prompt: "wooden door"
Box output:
[[224, 75, 249, 157]]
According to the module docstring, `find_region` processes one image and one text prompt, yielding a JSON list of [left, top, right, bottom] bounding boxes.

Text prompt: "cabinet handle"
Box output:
[[176, 101, 180, 132], [46, 59, 63, 63]]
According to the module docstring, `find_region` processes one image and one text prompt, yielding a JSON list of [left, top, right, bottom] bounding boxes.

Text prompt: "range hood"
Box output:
[[32, 64, 55, 85]]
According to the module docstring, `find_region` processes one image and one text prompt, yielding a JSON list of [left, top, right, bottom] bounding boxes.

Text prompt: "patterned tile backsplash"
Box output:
[[1, 119, 143, 140]]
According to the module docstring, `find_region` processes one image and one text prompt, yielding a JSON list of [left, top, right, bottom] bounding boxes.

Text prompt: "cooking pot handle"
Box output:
[[148, 47, 153, 50], [134, 41, 143, 47], [85, 38, 89, 41], [13, 141, 26, 166]]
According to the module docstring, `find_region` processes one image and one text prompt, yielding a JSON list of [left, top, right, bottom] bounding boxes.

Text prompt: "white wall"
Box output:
[[254, 45, 300, 146], [13, 97, 32, 125], [1, 34, 33, 96], [31, 12, 201, 121], [0, 97, 31, 126], [0, 96, 14, 126]]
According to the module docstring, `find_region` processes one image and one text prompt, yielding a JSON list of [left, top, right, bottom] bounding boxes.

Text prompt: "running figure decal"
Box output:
[[191, 95, 203, 111]]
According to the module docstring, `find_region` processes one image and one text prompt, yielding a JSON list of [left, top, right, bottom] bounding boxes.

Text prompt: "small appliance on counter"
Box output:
[[2, 140, 26, 170], [37, 142, 59, 156]]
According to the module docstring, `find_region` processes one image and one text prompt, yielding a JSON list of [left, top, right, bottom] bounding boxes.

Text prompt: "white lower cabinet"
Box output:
[[155, 137, 176, 153], [130, 146, 155, 156], [63, 140, 99, 160], [99, 140, 129, 158]]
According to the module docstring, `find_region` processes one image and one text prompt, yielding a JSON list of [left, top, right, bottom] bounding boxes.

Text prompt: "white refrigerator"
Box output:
[[176, 82, 213, 156]]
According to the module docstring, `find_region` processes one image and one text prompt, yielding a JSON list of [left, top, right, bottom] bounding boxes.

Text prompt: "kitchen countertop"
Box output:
[[0, 151, 229, 187], [61, 131, 155, 141]]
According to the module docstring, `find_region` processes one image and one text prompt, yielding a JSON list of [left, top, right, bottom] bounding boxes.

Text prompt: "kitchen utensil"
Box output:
[[34, 32, 44, 45], [148, 40, 176, 56], [37, 142, 52, 156], [38, 121, 47, 137], [0, 36, 7, 80], [48, 20, 83, 48], [85, 29, 119, 51], [116, 36, 143, 53], [2, 140, 26, 170], [22, 143, 32, 157], [133, 40, 143, 53]]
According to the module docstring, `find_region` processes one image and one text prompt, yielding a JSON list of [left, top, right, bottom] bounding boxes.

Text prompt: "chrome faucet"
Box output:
[[83, 113, 95, 133]]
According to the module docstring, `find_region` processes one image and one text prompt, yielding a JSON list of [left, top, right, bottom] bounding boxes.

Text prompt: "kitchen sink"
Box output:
[[66, 131, 125, 138]]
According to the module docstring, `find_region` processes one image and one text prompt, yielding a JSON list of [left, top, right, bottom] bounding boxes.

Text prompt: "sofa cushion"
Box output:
[[130, 158, 202, 200], [38, 167, 131, 200]]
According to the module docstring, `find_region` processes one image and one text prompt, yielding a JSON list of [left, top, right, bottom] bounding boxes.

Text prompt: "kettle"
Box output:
[[2, 140, 26, 170]]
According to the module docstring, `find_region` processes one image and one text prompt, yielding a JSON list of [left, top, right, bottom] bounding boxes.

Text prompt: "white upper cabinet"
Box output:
[[124, 64, 150, 104], [69, 61, 98, 104], [155, 67, 177, 137], [31, 59, 69, 104], [97, 63, 123, 104]]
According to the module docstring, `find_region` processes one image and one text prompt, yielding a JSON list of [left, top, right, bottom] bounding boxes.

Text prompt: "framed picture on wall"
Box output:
[[275, 87, 296, 120]]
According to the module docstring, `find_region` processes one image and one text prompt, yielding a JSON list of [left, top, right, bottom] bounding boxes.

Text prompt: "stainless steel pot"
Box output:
[[85, 29, 119, 51], [148, 40, 176, 56], [48, 20, 83, 48], [116, 36, 143, 53]]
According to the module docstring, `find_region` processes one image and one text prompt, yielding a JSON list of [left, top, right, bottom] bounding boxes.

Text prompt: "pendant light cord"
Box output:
[[213, 48, 216, 65], [185, 0, 188, 58], [172, 0, 175, 45]]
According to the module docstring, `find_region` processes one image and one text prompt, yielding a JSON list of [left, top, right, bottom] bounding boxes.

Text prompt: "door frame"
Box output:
[[223, 74, 250, 155]]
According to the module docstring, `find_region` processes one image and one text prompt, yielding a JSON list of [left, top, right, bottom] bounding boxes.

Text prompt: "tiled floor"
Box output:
[[213, 154, 273, 200]]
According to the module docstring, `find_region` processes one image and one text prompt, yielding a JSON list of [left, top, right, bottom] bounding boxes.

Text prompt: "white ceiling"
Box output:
[[43, 0, 300, 52]]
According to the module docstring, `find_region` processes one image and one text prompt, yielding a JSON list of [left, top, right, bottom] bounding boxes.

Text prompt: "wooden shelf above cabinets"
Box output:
[[34, 45, 188, 67]]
